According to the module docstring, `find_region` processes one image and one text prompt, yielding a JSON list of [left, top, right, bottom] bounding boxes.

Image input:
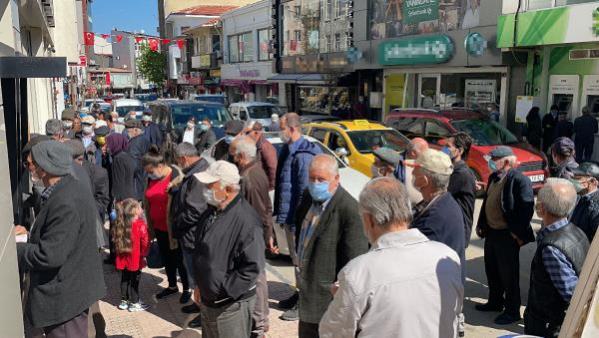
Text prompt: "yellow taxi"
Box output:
[[303, 120, 410, 177]]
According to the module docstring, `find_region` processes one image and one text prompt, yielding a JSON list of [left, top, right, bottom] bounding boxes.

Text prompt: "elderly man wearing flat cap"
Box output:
[[16, 141, 105, 338], [571, 162, 599, 242], [475, 145, 535, 325]]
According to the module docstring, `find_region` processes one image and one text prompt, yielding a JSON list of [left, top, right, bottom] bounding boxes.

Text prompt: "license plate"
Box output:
[[529, 174, 544, 183]]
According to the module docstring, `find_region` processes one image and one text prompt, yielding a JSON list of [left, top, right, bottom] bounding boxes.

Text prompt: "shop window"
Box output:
[[299, 86, 350, 115], [228, 35, 239, 63], [310, 128, 328, 143], [258, 29, 272, 61]]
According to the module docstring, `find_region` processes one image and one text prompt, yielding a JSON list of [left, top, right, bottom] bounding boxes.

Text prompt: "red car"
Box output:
[[386, 108, 547, 190]]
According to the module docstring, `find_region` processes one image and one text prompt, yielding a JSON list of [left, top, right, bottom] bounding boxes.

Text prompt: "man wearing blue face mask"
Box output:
[[196, 118, 217, 152], [293, 154, 368, 337], [475, 146, 535, 325]]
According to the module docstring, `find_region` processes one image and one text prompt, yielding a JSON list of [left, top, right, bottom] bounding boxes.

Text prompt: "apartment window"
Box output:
[[212, 35, 221, 53], [334, 33, 341, 52], [336, 0, 348, 18], [258, 28, 272, 61], [326, 35, 332, 53], [228, 32, 253, 63], [294, 30, 302, 42], [294, 5, 301, 18]]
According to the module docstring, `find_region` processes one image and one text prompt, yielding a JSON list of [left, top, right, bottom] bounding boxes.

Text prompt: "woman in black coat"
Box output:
[[524, 107, 543, 150]]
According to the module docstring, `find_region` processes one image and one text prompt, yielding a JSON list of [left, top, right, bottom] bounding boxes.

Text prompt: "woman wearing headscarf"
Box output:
[[107, 134, 138, 202], [550, 137, 579, 179], [524, 107, 542, 150]]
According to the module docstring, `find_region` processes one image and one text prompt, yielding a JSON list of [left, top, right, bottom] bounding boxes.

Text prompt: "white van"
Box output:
[[228, 102, 282, 129], [113, 99, 145, 118]]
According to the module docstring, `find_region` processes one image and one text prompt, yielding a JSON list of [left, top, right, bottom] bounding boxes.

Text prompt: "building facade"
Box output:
[[221, 0, 277, 103], [183, 20, 223, 94], [111, 30, 160, 95]]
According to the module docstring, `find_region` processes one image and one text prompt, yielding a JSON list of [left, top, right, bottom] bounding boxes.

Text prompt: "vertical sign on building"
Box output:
[[402, 0, 439, 25]]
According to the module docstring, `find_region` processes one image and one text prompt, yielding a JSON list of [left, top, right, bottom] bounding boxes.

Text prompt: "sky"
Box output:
[[91, 0, 159, 36]]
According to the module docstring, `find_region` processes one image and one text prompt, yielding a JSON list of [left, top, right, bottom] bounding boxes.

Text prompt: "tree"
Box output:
[[137, 44, 166, 88]]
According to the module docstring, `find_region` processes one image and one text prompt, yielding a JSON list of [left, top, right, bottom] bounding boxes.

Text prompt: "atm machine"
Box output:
[[548, 75, 580, 119], [581, 75, 599, 161]]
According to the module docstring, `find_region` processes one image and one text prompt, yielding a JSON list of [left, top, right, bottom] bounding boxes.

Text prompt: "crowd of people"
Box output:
[[13, 104, 598, 338]]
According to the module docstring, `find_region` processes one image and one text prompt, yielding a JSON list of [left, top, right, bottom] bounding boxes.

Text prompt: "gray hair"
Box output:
[[421, 167, 450, 192], [45, 119, 64, 137], [175, 142, 198, 158], [310, 154, 339, 176], [538, 178, 577, 218], [232, 136, 257, 160], [504, 155, 518, 167], [359, 177, 412, 229]]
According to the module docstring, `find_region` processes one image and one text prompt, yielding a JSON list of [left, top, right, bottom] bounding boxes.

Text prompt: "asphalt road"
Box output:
[[264, 198, 542, 338]]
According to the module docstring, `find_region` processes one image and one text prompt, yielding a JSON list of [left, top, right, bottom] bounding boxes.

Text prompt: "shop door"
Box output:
[[418, 74, 441, 109]]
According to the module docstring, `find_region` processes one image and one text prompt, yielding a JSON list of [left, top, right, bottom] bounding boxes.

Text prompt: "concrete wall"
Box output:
[[52, 0, 80, 64]]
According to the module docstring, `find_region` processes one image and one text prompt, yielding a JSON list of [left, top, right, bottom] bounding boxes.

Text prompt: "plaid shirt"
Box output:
[[40, 182, 59, 206], [537, 218, 579, 302]]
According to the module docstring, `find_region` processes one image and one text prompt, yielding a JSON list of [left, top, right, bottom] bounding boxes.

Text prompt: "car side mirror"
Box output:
[[335, 147, 349, 159]]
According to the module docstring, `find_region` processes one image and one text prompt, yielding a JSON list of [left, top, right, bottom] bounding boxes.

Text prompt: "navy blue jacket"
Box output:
[[411, 192, 466, 282], [144, 122, 165, 148], [477, 169, 536, 244], [574, 114, 598, 143], [274, 136, 322, 225], [571, 190, 599, 242]]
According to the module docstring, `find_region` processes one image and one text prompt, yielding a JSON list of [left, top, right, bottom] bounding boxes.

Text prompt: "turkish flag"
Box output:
[[162, 39, 171, 44], [84, 32, 95, 46], [149, 38, 159, 52], [115, 35, 123, 43], [177, 39, 185, 49], [134, 36, 144, 43], [100, 34, 110, 40]]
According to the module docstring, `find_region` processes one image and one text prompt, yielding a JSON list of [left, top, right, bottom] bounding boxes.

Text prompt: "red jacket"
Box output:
[[115, 218, 150, 271]]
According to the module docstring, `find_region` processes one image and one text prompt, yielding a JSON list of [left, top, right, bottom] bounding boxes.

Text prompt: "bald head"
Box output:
[[359, 177, 412, 230], [310, 154, 339, 176], [407, 137, 429, 159], [538, 178, 577, 218]]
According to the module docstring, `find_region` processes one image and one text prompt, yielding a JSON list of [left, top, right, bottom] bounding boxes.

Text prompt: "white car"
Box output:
[[228, 102, 282, 130], [113, 98, 145, 118], [80, 99, 105, 113], [203, 134, 370, 255]]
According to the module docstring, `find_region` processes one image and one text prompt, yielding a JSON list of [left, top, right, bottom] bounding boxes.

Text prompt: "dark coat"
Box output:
[[274, 137, 322, 225], [196, 128, 217, 152], [169, 158, 209, 251], [525, 114, 543, 149], [111, 151, 138, 201], [240, 160, 273, 243], [411, 192, 466, 282], [293, 187, 369, 324], [143, 122, 165, 148], [17, 175, 105, 328], [82, 161, 110, 217], [127, 135, 150, 200], [542, 113, 558, 152], [570, 190, 599, 242], [477, 169, 536, 244], [256, 135, 278, 190], [555, 120, 574, 139], [194, 195, 265, 304], [448, 160, 476, 247], [573, 114, 598, 143]]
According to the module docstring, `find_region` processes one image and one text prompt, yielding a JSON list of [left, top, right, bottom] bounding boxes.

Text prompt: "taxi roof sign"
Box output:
[[354, 120, 370, 126]]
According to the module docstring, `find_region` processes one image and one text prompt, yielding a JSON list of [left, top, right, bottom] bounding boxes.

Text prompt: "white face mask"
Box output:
[[63, 120, 73, 129], [117, 117, 125, 124], [187, 122, 195, 130], [82, 125, 93, 135], [203, 187, 225, 207]]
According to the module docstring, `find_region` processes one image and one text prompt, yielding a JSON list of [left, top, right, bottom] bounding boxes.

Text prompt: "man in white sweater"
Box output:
[[319, 177, 464, 338]]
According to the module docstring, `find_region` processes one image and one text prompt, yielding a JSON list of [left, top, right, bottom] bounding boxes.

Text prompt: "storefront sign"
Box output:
[[465, 32, 487, 57], [239, 70, 260, 78], [464, 79, 496, 107], [378, 35, 454, 66], [403, 0, 439, 25]]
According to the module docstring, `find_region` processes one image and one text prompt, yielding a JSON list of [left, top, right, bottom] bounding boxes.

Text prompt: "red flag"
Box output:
[[105, 72, 111, 86], [149, 38, 159, 52], [84, 32, 95, 46], [177, 39, 185, 49], [162, 39, 171, 44], [100, 34, 110, 40], [115, 35, 123, 43], [134, 36, 144, 43]]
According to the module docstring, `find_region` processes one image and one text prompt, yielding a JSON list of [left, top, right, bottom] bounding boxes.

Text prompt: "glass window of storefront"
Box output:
[[299, 86, 351, 116], [282, 0, 351, 56], [228, 32, 253, 63], [258, 29, 273, 61], [369, 0, 487, 40]]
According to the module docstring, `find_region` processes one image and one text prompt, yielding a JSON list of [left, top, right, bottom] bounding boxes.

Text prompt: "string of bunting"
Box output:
[[83, 32, 184, 51]]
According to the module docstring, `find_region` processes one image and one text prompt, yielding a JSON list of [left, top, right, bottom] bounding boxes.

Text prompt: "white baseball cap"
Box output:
[[194, 160, 241, 186], [411, 149, 453, 176]]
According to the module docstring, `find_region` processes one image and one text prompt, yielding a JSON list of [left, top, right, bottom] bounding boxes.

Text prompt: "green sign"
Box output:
[[403, 0, 439, 25], [378, 34, 454, 66]]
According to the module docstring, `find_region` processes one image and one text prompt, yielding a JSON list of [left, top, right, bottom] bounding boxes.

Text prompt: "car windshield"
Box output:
[[248, 105, 280, 119], [451, 119, 519, 145], [100, 105, 111, 113], [195, 96, 225, 104], [347, 129, 409, 153], [171, 104, 232, 128], [115, 106, 144, 117]]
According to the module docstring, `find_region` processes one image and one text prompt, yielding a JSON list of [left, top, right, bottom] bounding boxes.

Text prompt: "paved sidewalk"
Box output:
[[99, 261, 298, 338]]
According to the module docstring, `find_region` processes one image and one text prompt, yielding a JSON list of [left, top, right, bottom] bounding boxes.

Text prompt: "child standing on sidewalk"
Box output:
[[112, 198, 150, 312]]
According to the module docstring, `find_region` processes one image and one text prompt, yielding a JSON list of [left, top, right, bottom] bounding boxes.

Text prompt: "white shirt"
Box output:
[[183, 127, 195, 144], [319, 229, 463, 338]]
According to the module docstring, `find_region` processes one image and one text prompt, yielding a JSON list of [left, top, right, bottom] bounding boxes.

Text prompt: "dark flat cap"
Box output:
[[31, 141, 72, 176], [65, 139, 85, 159], [125, 119, 143, 129], [225, 120, 244, 135], [373, 147, 401, 166], [551, 137, 575, 157], [61, 108, 76, 120], [22, 135, 52, 155], [95, 126, 110, 136], [489, 146, 514, 159], [573, 162, 599, 178]]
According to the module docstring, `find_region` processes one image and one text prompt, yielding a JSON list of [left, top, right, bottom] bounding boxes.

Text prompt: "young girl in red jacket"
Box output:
[[112, 198, 150, 312]]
